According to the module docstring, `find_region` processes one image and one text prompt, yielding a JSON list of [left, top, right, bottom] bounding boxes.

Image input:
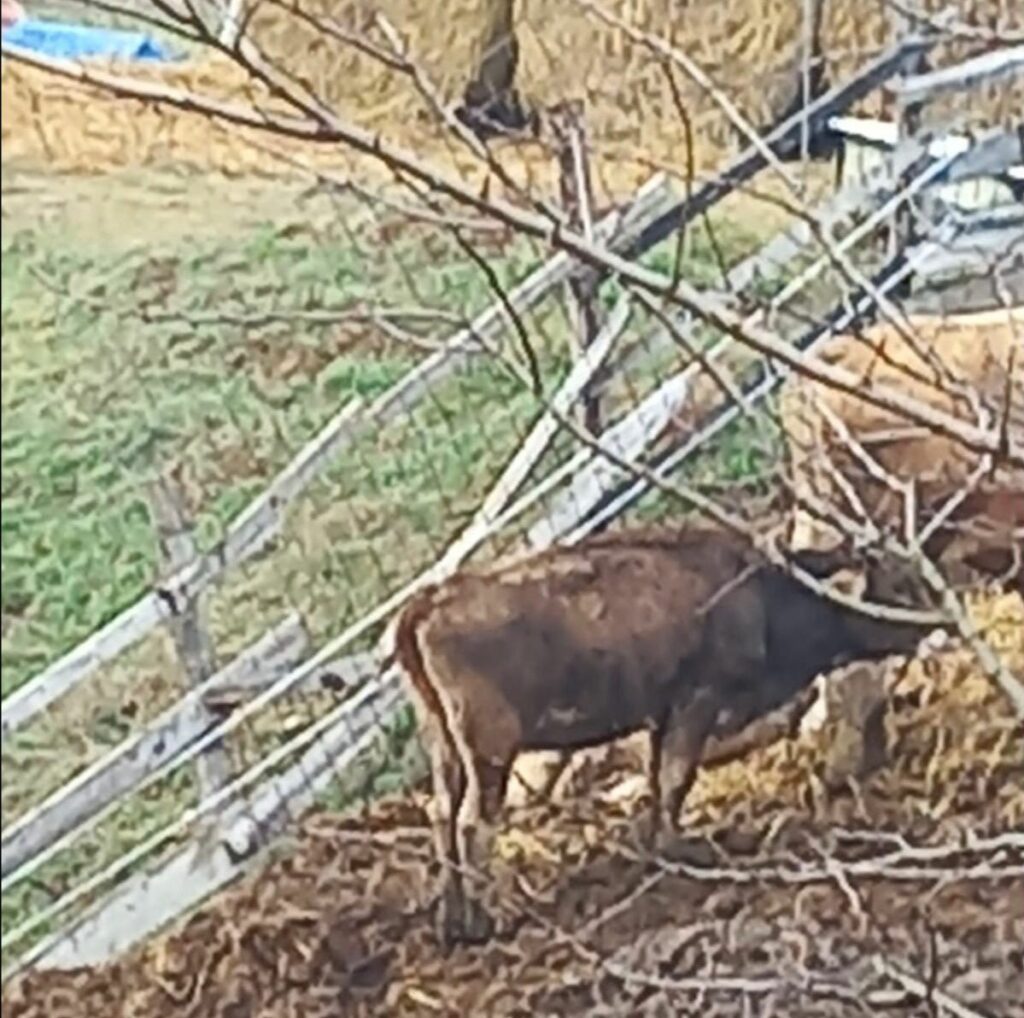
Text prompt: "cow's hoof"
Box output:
[[436, 890, 495, 949], [462, 898, 496, 944], [435, 885, 462, 950]]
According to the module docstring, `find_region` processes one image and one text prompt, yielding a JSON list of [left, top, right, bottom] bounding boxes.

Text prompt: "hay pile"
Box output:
[[3, 0, 1021, 182], [5, 592, 1022, 1017]]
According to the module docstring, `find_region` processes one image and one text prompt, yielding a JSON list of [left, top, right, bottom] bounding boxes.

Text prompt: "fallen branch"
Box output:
[[873, 958, 990, 1018]]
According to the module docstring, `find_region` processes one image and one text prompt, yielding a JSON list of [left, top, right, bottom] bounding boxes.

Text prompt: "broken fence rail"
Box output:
[[888, 43, 1024, 106]]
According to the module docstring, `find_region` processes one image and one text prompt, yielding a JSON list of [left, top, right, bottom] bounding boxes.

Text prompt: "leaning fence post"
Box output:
[[146, 470, 232, 797], [552, 99, 604, 436]]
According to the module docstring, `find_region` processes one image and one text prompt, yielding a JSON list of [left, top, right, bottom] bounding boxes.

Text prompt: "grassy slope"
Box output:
[[0, 173, 537, 697]]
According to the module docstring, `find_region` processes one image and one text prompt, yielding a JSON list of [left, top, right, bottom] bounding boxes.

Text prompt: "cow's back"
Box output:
[[408, 534, 762, 746]]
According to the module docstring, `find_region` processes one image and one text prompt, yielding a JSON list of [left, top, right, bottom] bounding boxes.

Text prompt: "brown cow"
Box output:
[[388, 527, 945, 945]]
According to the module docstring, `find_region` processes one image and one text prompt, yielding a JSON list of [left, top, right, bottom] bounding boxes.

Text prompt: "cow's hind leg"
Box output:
[[452, 752, 518, 943], [654, 689, 720, 850], [423, 727, 469, 949], [446, 700, 520, 945]]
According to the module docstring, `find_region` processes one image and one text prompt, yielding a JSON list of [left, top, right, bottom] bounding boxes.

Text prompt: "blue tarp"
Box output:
[[1, 19, 179, 61]]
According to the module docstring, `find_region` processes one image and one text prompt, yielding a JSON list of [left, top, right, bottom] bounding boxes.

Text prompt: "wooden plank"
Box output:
[[828, 115, 899, 148], [907, 261, 1024, 316], [2, 639, 381, 897], [0, 615, 310, 882], [1, 176, 676, 744], [828, 119, 1023, 180], [526, 370, 693, 548], [910, 222, 1024, 282], [147, 475, 230, 799], [552, 99, 603, 432], [715, 171, 885, 291], [2, 650, 387, 948], [1, 597, 167, 743], [889, 45, 1024, 106], [440, 297, 631, 569], [202, 647, 377, 708], [624, 35, 936, 260], [941, 130, 1024, 184], [217, 670, 400, 860], [838, 127, 1023, 204], [919, 203, 1024, 234]]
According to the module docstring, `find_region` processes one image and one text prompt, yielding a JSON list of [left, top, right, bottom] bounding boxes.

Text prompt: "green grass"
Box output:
[[0, 208, 539, 697], [0, 198, 771, 699]]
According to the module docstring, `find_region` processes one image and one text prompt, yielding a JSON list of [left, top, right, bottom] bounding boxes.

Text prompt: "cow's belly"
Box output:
[[523, 705, 654, 751]]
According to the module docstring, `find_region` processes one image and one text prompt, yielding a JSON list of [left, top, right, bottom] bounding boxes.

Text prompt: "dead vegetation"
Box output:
[[3, 0, 1021, 181]]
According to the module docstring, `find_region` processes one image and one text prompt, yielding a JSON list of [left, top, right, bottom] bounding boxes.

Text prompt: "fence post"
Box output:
[[146, 470, 232, 797], [551, 99, 603, 435]]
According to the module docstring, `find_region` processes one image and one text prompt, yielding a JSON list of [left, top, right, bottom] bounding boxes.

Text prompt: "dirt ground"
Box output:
[[5, 593, 1022, 1018]]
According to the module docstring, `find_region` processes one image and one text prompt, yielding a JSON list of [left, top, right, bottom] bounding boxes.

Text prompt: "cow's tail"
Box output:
[[383, 585, 449, 729]]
